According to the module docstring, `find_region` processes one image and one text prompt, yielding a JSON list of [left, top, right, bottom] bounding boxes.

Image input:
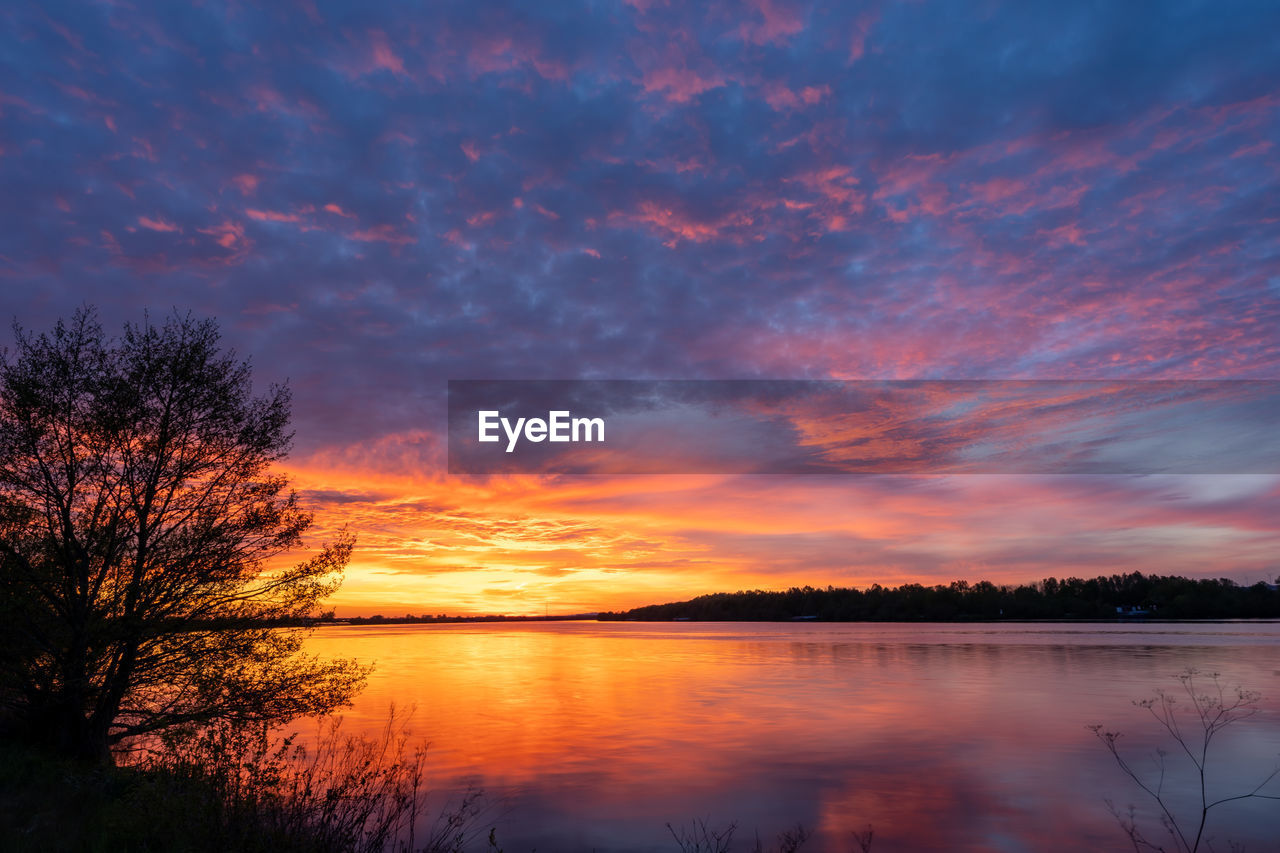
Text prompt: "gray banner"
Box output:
[[447, 380, 1280, 475]]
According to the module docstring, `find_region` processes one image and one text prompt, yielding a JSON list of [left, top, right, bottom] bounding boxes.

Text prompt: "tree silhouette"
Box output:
[[1090, 670, 1280, 852], [0, 308, 366, 764]]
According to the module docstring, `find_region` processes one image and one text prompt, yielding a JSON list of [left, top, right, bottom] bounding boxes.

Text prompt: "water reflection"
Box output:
[[306, 623, 1280, 851]]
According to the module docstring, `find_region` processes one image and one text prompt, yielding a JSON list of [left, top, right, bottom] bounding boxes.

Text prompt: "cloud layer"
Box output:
[[2, 0, 1277, 612]]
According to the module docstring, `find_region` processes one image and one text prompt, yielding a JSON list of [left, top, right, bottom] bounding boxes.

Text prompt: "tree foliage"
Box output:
[[0, 308, 365, 763]]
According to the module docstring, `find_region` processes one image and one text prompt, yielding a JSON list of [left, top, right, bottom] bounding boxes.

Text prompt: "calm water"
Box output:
[[306, 622, 1280, 852]]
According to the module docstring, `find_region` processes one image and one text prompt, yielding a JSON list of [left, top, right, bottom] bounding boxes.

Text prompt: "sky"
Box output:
[[1, 0, 1278, 614]]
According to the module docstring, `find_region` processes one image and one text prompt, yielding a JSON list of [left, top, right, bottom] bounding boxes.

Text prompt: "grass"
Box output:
[[0, 739, 304, 853], [0, 711, 494, 853]]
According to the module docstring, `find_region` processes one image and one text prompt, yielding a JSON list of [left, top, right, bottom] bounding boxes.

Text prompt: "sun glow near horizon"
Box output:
[[276, 456, 1280, 616]]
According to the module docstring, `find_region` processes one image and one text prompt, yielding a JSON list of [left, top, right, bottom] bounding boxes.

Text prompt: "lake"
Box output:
[[305, 622, 1280, 852]]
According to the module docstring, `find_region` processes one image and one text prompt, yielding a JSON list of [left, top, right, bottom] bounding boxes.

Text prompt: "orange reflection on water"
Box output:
[[304, 622, 1280, 852]]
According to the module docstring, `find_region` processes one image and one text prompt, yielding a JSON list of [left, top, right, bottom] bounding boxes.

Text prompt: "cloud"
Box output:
[[1, 0, 1278, 611], [137, 216, 180, 232]]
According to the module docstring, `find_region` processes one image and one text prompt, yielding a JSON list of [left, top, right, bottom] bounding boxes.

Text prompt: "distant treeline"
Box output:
[[597, 573, 1280, 621]]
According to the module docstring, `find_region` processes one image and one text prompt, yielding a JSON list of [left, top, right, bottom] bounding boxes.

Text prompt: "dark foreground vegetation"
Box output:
[[0, 310, 363, 765], [0, 713, 495, 853], [0, 309, 491, 851], [598, 572, 1280, 622]]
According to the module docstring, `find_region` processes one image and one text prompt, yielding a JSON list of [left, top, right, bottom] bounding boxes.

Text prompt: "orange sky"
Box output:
[[280, 450, 1280, 616]]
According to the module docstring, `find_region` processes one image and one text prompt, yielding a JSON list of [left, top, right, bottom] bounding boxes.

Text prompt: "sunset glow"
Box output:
[[2, 1, 1278, 616]]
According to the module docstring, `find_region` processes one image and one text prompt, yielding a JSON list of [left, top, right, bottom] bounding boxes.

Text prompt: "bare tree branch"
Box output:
[[1090, 669, 1279, 853]]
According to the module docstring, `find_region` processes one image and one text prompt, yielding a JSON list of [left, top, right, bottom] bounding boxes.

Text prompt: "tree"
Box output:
[[0, 308, 366, 764], [1090, 670, 1280, 852]]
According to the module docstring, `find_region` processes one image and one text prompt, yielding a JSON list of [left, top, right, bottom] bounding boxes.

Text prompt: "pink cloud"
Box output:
[[368, 30, 406, 76], [350, 224, 415, 245], [1230, 140, 1273, 159], [849, 12, 877, 63], [246, 208, 302, 223], [137, 215, 180, 233], [642, 66, 725, 103], [441, 229, 471, 249], [459, 30, 571, 81], [615, 200, 760, 247], [131, 136, 157, 162], [197, 220, 247, 249], [787, 165, 865, 230], [1038, 223, 1086, 247], [967, 177, 1026, 205], [231, 174, 259, 196], [762, 82, 830, 111], [737, 0, 805, 45]]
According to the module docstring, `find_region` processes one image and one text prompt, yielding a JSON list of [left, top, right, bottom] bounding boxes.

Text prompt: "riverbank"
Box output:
[[0, 740, 302, 853]]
